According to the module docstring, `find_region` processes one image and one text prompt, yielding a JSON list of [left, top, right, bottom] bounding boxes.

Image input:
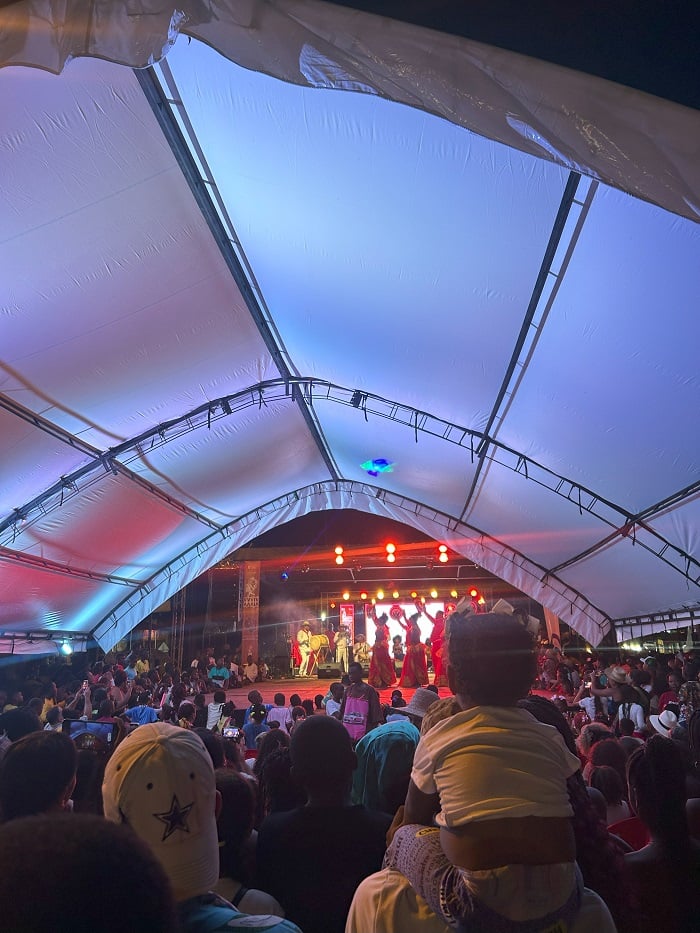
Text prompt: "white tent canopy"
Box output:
[[1, 0, 699, 653]]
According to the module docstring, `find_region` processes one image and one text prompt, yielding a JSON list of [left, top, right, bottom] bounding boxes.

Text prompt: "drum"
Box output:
[[310, 633, 329, 652]]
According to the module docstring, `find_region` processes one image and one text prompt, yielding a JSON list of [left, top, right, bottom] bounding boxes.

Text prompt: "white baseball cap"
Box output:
[[102, 723, 219, 901]]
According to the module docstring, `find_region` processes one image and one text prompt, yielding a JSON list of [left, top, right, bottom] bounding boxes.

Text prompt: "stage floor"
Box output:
[[211, 675, 444, 710]]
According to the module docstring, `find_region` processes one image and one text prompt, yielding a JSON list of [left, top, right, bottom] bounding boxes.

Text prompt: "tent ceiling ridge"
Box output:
[[3, 376, 643, 549], [90, 480, 609, 648], [460, 171, 586, 521], [134, 63, 341, 481], [547, 515, 700, 589], [0, 546, 133, 585]]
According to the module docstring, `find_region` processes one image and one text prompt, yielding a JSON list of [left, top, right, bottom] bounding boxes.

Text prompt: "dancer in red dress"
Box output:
[[398, 607, 429, 688], [421, 604, 448, 686], [367, 606, 396, 689]]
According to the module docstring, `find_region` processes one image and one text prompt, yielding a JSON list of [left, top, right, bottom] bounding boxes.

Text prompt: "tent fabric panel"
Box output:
[[0, 410, 92, 516], [6, 474, 211, 581], [313, 400, 478, 517], [122, 402, 332, 521], [0, 559, 112, 636], [646, 494, 700, 565], [165, 37, 569, 430], [498, 184, 700, 513], [2, 1, 698, 221], [558, 537, 700, 623], [466, 458, 616, 568], [2, 58, 278, 448]]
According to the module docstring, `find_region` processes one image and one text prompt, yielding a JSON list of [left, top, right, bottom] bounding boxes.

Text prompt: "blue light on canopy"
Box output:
[[361, 458, 394, 477]]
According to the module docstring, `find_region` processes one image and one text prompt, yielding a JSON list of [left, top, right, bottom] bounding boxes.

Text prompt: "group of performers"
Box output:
[[288, 599, 448, 686]]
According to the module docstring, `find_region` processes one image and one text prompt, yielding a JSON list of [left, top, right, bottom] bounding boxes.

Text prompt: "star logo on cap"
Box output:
[[154, 794, 194, 841]]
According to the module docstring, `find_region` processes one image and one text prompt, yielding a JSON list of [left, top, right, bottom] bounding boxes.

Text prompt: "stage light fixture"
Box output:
[[334, 546, 344, 555], [280, 571, 289, 581], [385, 543, 396, 554], [360, 591, 368, 600], [410, 591, 418, 599], [438, 545, 447, 553], [478, 596, 486, 606], [469, 588, 478, 598], [320, 612, 327, 621], [387, 553, 396, 563], [377, 589, 384, 600], [60, 640, 73, 656], [335, 555, 344, 565], [430, 589, 438, 599], [342, 591, 350, 601], [330, 601, 336, 608], [450, 589, 458, 598], [392, 590, 399, 599], [439, 552, 448, 563]]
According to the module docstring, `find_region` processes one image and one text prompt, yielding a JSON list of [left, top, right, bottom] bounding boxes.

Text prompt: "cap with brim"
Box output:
[[649, 709, 679, 737], [102, 723, 218, 901], [603, 666, 629, 685], [392, 688, 440, 721]]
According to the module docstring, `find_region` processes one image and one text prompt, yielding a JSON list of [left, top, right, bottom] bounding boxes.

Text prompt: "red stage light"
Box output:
[[385, 543, 396, 554], [469, 588, 478, 598], [387, 553, 396, 563]]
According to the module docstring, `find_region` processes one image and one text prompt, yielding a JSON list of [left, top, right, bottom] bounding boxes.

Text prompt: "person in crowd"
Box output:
[[352, 631, 370, 666], [124, 656, 138, 681], [352, 716, 420, 816], [266, 693, 288, 730], [208, 657, 230, 690], [623, 735, 700, 932], [589, 765, 632, 826], [255, 746, 305, 827], [108, 668, 134, 713], [677, 675, 700, 724], [0, 707, 41, 762], [421, 604, 448, 686], [313, 693, 325, 711], [0, 730, 77, 821], [385, 687, 408, 722], [386, 612, 583, 930], [102, 722, 301, 932], [178, 700, 196, 729], [44, 704, 64, 731], [39, 682, 58, 723], [324, 682, 344, 719], [617, 716, 645, 757], [206, 689, 228, 731], [2, 689, 24, 712], [334, 624, 350, 673], [123, 689, 160, 726], [296, 621, 313, 677], [613, 683, 647, 737], [287, 705, 306, 736], [339, 660, 383, 743], [192, 692, 208, 728], [243, 689, 274, 725], [576, 721, 617, 768], [243, 704, 270, 750], [242, 653, 259, 685], [573, 677, 610, 725], [657, 670, 681, 712], [256, 715, 392, 933], [134, 653, 150, 676], [391, 634, 405, 679], [0, 813, 179, 932], [215, 769, 285, 917], [367, 606, 395, 688], [300, 698, 314, 717]]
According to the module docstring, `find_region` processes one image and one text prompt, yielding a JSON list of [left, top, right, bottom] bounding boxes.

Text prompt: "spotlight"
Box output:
[[385, 543, 396, 554], [342, 591, 350, 601], [360, 591, 368, 600], [410, 591, 418, 599], [450, 589, 458, 598], [387, 553, 396, 563], [351, 390, 365, 408], [60, 640, 73, 656], [335, 555, 344, 565], [430, 589, 438, 599], [392, 590, 399, 599], [280, 571, 289, 582], [221, 398, 233, 415]]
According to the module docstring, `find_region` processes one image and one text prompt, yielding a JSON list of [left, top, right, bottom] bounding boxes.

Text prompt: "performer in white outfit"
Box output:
[[334, 625, 350, 673], [297, 620, 312, 677]]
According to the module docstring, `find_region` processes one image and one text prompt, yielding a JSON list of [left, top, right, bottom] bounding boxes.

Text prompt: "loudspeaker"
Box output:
[[317, 663, 342, 679]]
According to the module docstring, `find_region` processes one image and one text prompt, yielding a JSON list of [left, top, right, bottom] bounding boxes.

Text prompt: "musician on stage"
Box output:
[[334, 624, 350, 673], [297, 620, 313, 677], [353, 633, 370, 666]]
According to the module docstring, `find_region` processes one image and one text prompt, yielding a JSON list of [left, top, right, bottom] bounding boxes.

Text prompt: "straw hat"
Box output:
[[649, 708, 679, 737], [603, 665, 629, 685], [392, 688, 439, 722]]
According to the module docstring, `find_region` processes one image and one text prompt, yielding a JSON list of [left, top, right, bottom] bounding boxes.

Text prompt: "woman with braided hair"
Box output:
[[624, 734, 700, 932]]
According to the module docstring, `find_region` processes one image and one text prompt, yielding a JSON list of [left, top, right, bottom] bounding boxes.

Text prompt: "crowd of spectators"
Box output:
[[0, 634, 699, 932]]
